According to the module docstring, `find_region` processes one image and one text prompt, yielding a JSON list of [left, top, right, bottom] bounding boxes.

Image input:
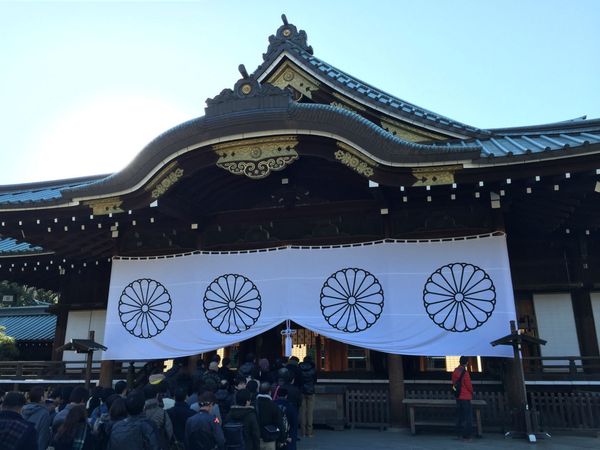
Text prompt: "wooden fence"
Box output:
[[530, 392, 600, 430], [345, 388, 389, 430]]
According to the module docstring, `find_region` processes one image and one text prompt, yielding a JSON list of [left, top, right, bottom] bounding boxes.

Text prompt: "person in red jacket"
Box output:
[[451, 356, 473, 440]]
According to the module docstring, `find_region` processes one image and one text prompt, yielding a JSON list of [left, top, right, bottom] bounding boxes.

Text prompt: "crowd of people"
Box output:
[[0, 353, 317, 450]]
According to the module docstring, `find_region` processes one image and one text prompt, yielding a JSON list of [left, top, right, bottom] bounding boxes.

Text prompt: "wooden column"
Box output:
[[387, 353, 406, 427], [99, 360, 115, 388]]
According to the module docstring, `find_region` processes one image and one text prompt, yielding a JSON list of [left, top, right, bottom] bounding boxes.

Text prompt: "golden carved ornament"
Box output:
[[144, 161, 185, 199], [214, 136, 299, 180], [334, 143, 375, 178], [150, 168, 184, 199], [412, 165, 461, 186], [266, 61, 319, 99], [86, 198, 124, 216]]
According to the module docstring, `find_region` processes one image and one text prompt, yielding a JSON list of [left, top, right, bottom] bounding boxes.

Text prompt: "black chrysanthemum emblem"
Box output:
[[203, 274, 262, 334], [320, 268, 384, 333], [118, 278, 172, 339], [423, 263, 496, 332]]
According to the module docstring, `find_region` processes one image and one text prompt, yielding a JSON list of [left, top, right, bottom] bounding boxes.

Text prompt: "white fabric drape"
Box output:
[[102, 234, 515, 360]]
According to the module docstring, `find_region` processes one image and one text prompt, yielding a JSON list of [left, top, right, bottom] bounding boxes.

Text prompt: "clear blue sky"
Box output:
[[1, 0, 599, 185]]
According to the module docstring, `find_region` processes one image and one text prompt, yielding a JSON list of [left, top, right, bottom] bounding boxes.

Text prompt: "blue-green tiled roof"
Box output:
[[0, 237, 44, 255], [0, 179, 100, 206], [0, 308, 56, 341]]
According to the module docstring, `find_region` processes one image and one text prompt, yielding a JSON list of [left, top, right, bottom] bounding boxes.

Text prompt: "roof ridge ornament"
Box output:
[[205, 64, 291, 117], [262, 14, 313, 62]]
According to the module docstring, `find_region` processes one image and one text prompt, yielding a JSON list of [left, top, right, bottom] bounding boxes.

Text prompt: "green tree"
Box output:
[[0, 280, 59, 307], [0, 325, 18, 360]]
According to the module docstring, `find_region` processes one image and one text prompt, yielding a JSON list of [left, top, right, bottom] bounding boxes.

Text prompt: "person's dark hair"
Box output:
[[109, 397, 128, 420], [104, 394, 120, 411], [259, 382, 271, 395], [235, 388, 251, 406], [55, 404, 87, 444], [29, 386, 45, 403], [459, 356, 469, 366], [199, 391, 216, 406], [211, 354, 221, 363], [49, 387, 61, 400], [174, 387, 187, 403], [101, 387, 115, 402], [246, 379, 258, 394], [156, 380, 168, 395], [303, 355, 313, 363], [114, 380, 127, 395], [288, 356, 299, 364], [61, 386, 74, 404], [222, 357, 231, 367], [143, 383, 158, 400], [69, 386, 89, 404], [2, 391, 26, 410], [125, 392, 145, 416], [277, 368, 290, 383], [204, 378, 218, 393]]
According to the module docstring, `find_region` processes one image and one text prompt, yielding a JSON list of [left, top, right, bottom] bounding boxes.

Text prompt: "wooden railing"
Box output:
[[523, 356, 600, 377], [0, 360, 133, 381]]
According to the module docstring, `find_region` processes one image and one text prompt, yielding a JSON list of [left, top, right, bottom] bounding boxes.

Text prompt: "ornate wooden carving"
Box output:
[[214, 136, 299, 179], [145, 162, 184, 199], [266, 61, 320, 99], [86, 197, 124, 215], [412, 165, 461, 186], [334, 142, 375, 178]]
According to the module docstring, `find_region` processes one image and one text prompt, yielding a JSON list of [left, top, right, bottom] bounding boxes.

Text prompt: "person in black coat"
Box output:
[[225, 389, 259, 450], [255, 383, 285, 449], [167, 387, 195, 445], [298, 356, 316, 437]]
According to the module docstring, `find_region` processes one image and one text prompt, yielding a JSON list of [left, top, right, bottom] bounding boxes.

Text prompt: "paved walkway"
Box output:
[[297, 429, 599, 450]]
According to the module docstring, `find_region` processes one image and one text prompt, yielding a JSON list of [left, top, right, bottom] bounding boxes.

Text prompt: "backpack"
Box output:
[[223, 421, 245, 450], [276, 404, 290, 440], [452, 367, 466, 399], [187, 427, 217, 450]]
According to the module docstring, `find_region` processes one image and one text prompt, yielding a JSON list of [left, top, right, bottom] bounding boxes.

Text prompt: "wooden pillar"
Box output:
[[387, 353, 406, 427], [85, 330, 94, 390], [99, 360, 114, 388], [572, 289, 600, 357]]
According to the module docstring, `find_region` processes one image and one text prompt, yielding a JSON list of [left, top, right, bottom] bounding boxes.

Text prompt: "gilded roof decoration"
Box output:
[[214, 136, 299, 180]]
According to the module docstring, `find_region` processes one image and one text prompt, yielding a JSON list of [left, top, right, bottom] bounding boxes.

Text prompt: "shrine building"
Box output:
[[1, 15, 600, 428]]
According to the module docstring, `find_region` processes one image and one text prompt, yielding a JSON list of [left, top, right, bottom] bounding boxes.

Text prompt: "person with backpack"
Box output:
[[185, 391, 225, 450], [52, 404, 95, 450], [298, 356, 316, 438], [143, 383, 174, 449], [451, 356, 473, 441], [255, 383, 285, 450], [273, 389, 295, 450], [108, 391, 160, 450], [224, 389, 259, 450], [92, 395, 127, 450]]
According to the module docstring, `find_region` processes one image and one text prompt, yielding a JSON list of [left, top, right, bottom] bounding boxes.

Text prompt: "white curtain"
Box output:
[[102, 234, 516, 360]]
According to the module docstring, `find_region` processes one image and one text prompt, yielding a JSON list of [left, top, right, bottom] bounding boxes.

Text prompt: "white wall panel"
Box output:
[[533, 293, 580, 363], [62, 310, 107, 362]]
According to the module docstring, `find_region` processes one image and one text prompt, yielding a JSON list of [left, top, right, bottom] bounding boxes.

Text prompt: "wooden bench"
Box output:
[[402, 399, 487, 437]]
